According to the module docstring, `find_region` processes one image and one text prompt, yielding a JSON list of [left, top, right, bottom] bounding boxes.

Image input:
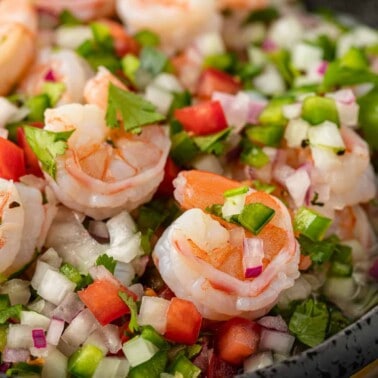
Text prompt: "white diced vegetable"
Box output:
[[122, 336, 159, 367], [138, 296, 170, 335]]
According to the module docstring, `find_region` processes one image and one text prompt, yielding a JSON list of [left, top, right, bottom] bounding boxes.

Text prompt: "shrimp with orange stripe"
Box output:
[[153, 170, 300, 320]]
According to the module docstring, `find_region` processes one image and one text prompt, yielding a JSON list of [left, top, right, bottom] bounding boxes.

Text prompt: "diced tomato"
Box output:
[[16, 127, 43, 177], [216, 317, 261, 365], [165, 298, 202, 345], [156, 157, 181, 196], [78, 279, 137, 326], [0, 138, 25, 181], [99, 19, 140, 57], [197, 68, 241, 99], [174, 101, 228, 136]]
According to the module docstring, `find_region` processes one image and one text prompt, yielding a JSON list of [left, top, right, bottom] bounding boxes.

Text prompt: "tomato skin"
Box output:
[[164, 298, 202, 345], [174, 101, 228, 136], [216, 317, 261, 365], [197, 68, 241, 99], [0, 138, 26, 181], [16, 127, 43, 177], [156, 157, 180, 196], [78, 279, 137, 326]]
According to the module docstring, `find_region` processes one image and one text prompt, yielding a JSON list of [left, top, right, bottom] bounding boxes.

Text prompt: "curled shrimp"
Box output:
[[116, 0, 221, 53], [217, 0, 268, 10], [18, 48, 94, 105], [34, 0, 116, 22], [0, 179, 48, 276], [43, 102, 170, 220], [0, 0, 37, 95], [153, 170, 300, 320]]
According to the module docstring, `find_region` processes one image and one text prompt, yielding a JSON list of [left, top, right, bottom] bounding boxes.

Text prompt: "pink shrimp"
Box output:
[[153, 170, 300, 320]]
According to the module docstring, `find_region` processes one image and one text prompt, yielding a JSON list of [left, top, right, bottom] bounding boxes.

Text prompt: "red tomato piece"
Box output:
[[216, 317, 261, 365], [165, 298, 202, 345], [174, 101, 228, 136], [16, 127, 43, 177], [197, 68, 241, 99], [156, 157, 181, 196], [0, 138, 25, 181], [78, 279, 137, 326]]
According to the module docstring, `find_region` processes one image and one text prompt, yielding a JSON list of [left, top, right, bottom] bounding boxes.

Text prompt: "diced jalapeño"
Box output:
[[238, 203, 275, 235], [301, 96, 339, 126], [294, 207, 332, 241]]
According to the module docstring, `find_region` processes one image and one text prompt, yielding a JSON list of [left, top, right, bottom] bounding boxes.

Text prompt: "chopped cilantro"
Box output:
[[193, 128, 231, 155], [244, 6, 280, 24], [42, 82, 66, 106], [106, 83, 165, 133], [170, 131, 198, 166], [119, 291, 139, 333], [58, 9, 82, 26], [134, 30, 160, 47], [6, 362, 42, 377], [0, 304, 22, 324], [25, 94, 50, 122], [251, 180, 276, 194], [205, 204, 223, 218], [168, 91, 192, 119], [327, 308, 351, 337], [24, 126, 74, 179], [289, 298, 329, 348], [96, 254, 117, 274]]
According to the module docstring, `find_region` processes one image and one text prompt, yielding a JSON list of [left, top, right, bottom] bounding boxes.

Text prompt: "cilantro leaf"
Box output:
[[193, 128, 232, 155], [24, 126, 74, 179], [289, 298, 329, 348], [119, 291, 139, 333], [96, 254, 117, 274], [106, 83, 165, 133], [0, 304, 22, 324], [297, 234, 335, 264], [58, 9, 82, 26]]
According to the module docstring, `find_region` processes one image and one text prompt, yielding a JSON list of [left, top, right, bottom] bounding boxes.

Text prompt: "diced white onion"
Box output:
[[0, 97, 19, 127], [191, 154, 224, 175], [61, 309, 99, 348], [257, 316, 288, 333], [106, 211, 144, 264], [41, 347, 68, 378], [20, 311, 50, 330], [308, 121, 345, 152], [88, 220, 109, 240], [243, 351, 274, 373], [253, 65, 285, 96], [2, 348, 30, 363], [93, 357, 130, 378], [114, 262, 135, 287], [152, 73, 183, 93], [323, 277, 357, 301], [51, 292, 85, 323], [122, 336, 159, 367], [268, 17, 304, 50], [284, 119, 310, 148], [277, 276, 312, 308], [292, 43, 323, 72], [144, 85, 174, 115], [138, 296, 170, 335], [336, 102, 359, 128], [128, 283, 144, 300], [46, 318, 65, 346], [282, 103, 302, 120], [39, 248, 62, 269], [31, 261, 57, 291], [55, 26, 92, 50], [0, 279, 31, 306], [194, 32, 225, 57], [285, 167, 311, 208], [37, 269, 76, 306], [248, 46, 268, 66], [84, 330, 109, 355], [259, 329, 295, 356], [7, 325, 34, 349], [243, 238, 264, 278], [101, 324, 122, 354], [222, 192, 248, 219]]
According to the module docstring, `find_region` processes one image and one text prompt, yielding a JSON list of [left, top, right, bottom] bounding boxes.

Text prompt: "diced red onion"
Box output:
[[262, 39, 277, 52], [46, 318, 65, 346], [229, 227, 245, 247], [257, 316, 288, 333], [32, 329, 47, 348], [2, 348, 30, 363], [247, 100, 267, 124], [243, 238, 264, 278], [51, 292, 85, 323], [327, 89, 355, 105], [317, 61, 328, 75], [44, 69, 56, 82], [0, 362, 11, 373], [369, 258, 378, 281], [259, 329, 295, 356]]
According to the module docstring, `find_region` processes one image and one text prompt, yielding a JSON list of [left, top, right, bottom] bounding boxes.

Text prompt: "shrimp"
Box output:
[[0, 0, 37, 95], [43, 103, 171, 220], [217, 0, 268, 10], [116, 0, 221, 54], [153, 170, 300, 320], [33, 0, 116, 22], [18, 48, 94, 105], [0, 179, 47, 276]]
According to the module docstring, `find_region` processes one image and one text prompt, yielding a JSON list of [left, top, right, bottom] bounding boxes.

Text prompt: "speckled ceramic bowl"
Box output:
[[239, 3, 378, 377]]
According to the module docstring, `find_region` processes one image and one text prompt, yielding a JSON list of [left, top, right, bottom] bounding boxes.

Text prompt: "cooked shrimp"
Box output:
[[217, 0, 268, 10], [43, 103, 171, 220], [116, 0, 221, 53], [18, 48, 94, 105], [0, 179, 47, 276], [0, 0, 37, 95], [34, 0, 116, 22], [153, 170, 300, 320]]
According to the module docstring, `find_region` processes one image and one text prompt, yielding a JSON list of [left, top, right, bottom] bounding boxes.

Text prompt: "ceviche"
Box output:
[[0, 0, 377, 377]]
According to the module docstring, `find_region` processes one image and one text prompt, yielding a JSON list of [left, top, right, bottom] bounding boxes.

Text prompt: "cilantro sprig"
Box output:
[[24, 126, 74, 179], [119, 291, 139, 333], [106, 83, 165, 133], [96, 254, 117, 274]]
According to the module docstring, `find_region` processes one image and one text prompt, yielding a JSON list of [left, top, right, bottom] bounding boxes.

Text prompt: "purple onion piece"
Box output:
[[245, 265, 263, 278]]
